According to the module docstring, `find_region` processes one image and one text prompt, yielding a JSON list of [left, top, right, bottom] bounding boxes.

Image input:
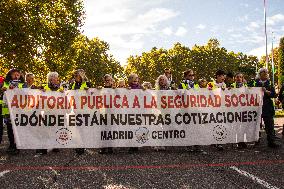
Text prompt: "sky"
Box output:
[[82, 0, 284, 66]]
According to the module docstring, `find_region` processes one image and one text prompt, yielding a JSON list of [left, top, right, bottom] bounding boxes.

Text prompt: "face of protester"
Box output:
[[235, 74, 243, 83], [143, 83, 152, 89], [104, 76, 113, 87], [26, 76, 34, 86], [74, 73, 82, 83], [50, 76, 60, 85], [164, 70, 171, 79], [199, 80, 208, 88], [132, 76, 139, 85], [11, 71, 21, 81], [216, 74, 225, 84], [185, 71, 194, 81], [260, 71, 268, 81], [159, 76, 167, 87], [117, 81, 125, 88], [226, 77, 234, 84]]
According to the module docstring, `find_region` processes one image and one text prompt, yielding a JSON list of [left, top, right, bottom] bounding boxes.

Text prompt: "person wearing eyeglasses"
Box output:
[[178, 69, 199, 90]]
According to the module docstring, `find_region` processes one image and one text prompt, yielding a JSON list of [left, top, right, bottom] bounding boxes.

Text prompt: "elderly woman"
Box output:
[[36, 72, 63, 156], [117, 78, 126, 88], [68, 69, 91, 155], [127, 73, 141, 153], [98, 74, 115, 154], [250, 68, 280, 148], [24, 73, 37, 89], [42, 72, 63, 92], [155, 75, 170, 90], [154, 75, 171, 151], [142, 82, 153, 90], [128, 73, 141, 90], [69, 69, 91, 90]]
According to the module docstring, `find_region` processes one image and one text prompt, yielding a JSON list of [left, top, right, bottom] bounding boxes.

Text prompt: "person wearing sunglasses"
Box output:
[[178, 69, 198, 90]]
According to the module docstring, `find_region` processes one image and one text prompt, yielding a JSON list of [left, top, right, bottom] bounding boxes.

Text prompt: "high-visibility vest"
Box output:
[[231, 82, 247, 88], [71, 81, 87, 90], [181, 83, 199, 89], [43, 84, 63, 92], [2, 82, 24, 116]]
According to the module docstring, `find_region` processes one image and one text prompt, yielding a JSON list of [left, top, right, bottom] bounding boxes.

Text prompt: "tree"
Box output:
[[260, 47, 279, 86], [0, 0, 123, 85], [278, 37, 284, 87], [0, 0, 85, 76], [125, 39, 258, 85], [68, 35, 124, 85]]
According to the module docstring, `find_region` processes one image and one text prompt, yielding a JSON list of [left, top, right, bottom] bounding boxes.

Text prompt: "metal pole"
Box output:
[[264, 0, 269, 69]]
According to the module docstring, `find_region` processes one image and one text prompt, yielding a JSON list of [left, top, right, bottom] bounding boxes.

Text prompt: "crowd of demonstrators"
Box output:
[[0, 67, 283, 156]]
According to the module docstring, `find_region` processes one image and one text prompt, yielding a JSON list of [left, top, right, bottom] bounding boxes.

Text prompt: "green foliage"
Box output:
[[68, 35, 124, 85], [125, 39, 258, 85], [260, 47, 279, 86], [0, 0, 123, 85], [278, 37, 284, 87]]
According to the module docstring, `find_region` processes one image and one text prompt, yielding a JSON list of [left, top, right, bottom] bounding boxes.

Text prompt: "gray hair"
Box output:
[[142, 82, 152, 89], [104, 74, 113, 81], [47, 72, 59, 83], [256, 68, 269, 79], [74, 69, 88, 82], [25, 73, 34, 80], [155, 75, 169, 90]]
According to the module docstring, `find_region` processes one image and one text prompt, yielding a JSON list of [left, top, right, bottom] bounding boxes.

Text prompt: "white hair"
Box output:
[[142, 81, 152, 89], [25, 73, 34, 80], [256, 68, 269, 79], [155, 75, 169, 90], [47, 72, 59, 83]]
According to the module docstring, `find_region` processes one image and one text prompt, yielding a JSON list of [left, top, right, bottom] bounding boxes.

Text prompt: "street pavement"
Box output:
[[0, 119, 283, 189]]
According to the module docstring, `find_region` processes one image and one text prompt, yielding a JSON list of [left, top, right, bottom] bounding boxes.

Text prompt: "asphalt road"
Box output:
[[0, 120, 283, 189]]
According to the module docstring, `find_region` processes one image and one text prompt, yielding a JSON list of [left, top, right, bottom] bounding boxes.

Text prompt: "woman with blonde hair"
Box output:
[[68, 69, 91, 155], [117, 78, 126, 88], [69, 69, 90, 90], [142, 81, 153, 90], [155, 75, 169, 90]]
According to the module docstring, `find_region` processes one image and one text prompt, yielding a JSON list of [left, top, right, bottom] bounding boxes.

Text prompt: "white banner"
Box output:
[[5, 88, 263, 149]]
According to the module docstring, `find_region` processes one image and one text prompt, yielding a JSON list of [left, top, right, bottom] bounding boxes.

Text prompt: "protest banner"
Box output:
[[5, 88, 263, 149]]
